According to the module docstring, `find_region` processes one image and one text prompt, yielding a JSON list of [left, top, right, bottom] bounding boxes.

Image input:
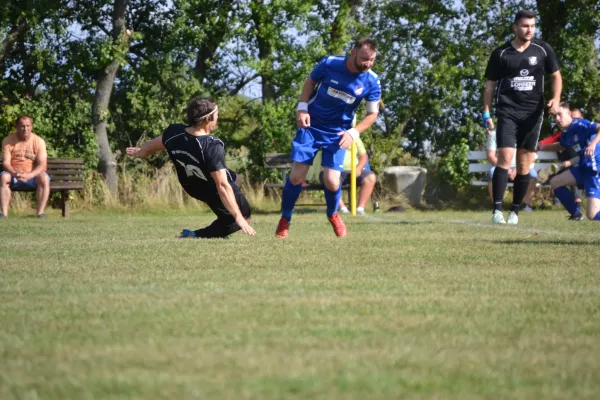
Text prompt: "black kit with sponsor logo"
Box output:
[[485, 39, 560, 120]]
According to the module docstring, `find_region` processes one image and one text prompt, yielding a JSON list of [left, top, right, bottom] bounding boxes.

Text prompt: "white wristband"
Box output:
[[347, 128, 359, 140], [297, 102, 308, 112]]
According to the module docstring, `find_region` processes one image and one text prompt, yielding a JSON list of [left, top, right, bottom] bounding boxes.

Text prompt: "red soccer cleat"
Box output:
[[328, 213, 347, 237], [275, 217, 290, 239]]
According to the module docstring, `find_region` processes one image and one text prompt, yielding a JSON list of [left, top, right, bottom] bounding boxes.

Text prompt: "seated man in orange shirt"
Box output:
[[1, 115, 50, 218]]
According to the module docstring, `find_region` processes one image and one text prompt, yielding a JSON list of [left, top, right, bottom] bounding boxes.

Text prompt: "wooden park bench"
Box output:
[[467, 151, 559, 187], [264, 152, 352, 203], [1, 157, 85, 217]]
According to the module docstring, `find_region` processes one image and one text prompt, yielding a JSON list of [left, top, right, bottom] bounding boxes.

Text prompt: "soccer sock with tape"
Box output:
[[492, 167, 508, 212], [553, 186, 580, 215], [511, 173, 530, 214], [324, 186, 342, 217], [281, 178, 302, 221]]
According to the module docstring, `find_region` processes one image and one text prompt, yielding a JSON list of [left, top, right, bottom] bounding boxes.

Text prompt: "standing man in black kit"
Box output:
[[483, 9, 562, 225]]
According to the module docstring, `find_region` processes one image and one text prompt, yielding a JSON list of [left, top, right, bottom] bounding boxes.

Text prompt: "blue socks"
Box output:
[[324, 186, 341, 217], [553, 186, 580, 215], [281, 178, 302, 221], [594, 211, 600, 221]]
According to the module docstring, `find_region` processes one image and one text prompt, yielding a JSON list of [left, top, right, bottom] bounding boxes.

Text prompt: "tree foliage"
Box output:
[[1, 0, 599, 189]]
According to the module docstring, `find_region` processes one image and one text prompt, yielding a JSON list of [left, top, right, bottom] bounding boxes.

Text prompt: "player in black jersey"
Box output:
[[483, 9, 562, 225], [126, 97, 256, 238]]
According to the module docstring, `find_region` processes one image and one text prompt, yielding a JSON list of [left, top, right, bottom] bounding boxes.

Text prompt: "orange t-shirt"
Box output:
[[1, 133, 46, 173]]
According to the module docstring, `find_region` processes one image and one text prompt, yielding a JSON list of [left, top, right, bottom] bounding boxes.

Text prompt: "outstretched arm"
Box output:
[[584, 124, 600, 157], [211, 169, 256, 236], [483, 80, 496, 133], [126, 136, 165, 158], [547, 71, 562, 114], [296, 77, 318, 128]]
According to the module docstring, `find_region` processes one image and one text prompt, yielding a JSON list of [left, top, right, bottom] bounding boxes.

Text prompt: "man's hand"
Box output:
[[585, 143, 596, 158], [297, 111, 310, 128], [508, 168, 517, 181], [486, 119, 495, 135], [16, 172, 31, 182], [547, 98, 560, 115], [126, 147, 142, 158], [337, 131, 354, 150], [236, 216, 256, 236], [355, 169, 362, 177]]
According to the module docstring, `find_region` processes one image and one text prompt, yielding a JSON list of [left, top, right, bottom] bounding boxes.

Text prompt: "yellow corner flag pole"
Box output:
[[350, 141, 357, 216]]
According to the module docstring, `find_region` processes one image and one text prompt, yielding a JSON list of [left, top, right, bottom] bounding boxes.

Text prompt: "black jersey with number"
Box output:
[[485, 39, 559, 119], [161, 124, 237, 202]]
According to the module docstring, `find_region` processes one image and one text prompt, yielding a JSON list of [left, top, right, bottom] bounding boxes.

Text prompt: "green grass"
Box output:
[[1, 209, 600, 399]]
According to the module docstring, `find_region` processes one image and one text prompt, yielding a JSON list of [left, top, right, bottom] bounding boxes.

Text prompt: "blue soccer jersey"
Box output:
[[559, 118, 600, 171], [308, 56, 381, 132]]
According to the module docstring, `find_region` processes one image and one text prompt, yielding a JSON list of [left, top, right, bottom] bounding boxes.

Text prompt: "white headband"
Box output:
[[198, 106, 218, 120]]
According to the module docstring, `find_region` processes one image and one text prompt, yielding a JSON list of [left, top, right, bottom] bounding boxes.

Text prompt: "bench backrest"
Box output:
[[1, 157, 85, 190], [467, 151, 558, 173], [265, 153, 293, 169]]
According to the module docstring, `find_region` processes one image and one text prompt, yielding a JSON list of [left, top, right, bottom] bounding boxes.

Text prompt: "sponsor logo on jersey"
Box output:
[[510, 76, 536, 91], [520, 69, 529, 76], [175, 159, 207, 181], [327, 86, 356, 104], [354, 85, 364, 95], [528, 56, 538, 65]]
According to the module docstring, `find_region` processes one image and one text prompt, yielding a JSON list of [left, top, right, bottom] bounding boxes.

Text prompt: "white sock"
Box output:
[[340, 206, 349, 213], [356, 206, 365, 213]]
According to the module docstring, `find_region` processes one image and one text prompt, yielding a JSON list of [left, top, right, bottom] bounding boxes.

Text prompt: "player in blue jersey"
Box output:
[[546, 103, 600, 220], [275, 38, 382, 238]]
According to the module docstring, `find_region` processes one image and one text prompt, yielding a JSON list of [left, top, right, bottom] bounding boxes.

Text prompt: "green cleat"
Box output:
[[492, 210, 506, 224]]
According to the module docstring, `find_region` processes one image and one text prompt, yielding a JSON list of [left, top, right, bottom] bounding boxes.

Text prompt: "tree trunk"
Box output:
[[250, 0, 276, 101], [329, 0, 361, 54], [0, 20, 28, 76], [194, 1, 234, 85], [91, 0, 128, 195]]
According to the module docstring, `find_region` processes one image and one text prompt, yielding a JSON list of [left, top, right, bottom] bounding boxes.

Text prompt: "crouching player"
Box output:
[[127, 97, 256, 238], [549, 103, 600, 220]]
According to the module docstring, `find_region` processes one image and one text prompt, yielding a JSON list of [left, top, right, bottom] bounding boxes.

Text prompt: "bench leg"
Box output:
[[61, 191, 70, 217]]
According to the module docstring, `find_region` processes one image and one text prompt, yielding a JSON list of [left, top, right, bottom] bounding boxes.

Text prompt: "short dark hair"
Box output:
[[353, 38, 377, 52], [514, 10, 536, 24], [15, 115, 33, 126], [559, 102, 570, 109], [186, 97, 217, 126]]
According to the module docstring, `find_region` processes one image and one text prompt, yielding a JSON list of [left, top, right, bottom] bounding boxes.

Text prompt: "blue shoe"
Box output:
[[37, 213, 46, 219], [0, 213, 6, 220], [179, 229, 197, 239]]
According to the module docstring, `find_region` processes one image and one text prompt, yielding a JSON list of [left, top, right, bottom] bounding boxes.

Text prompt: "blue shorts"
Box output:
[[291, 126, 346, 172], [0, 171, 50, 190], [570, 166, 600, 199], [488, 166, 538, 180]]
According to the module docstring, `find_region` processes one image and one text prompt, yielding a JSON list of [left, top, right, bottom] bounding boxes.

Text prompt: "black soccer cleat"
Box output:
[[568, 213, 585, 221]]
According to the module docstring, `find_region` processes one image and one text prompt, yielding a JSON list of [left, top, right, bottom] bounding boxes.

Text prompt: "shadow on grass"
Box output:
[[252, 207, 325, 215], [486, 239, 600, 246]]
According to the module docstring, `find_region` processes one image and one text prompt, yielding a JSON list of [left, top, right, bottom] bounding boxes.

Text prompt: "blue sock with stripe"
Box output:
[[553, 186, 579, 215], [281, 178, 302, 221], [324, 186, 341, 217]]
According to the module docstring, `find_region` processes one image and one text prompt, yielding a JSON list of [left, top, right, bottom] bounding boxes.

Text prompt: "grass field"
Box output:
[[1, 209, 600, 399]]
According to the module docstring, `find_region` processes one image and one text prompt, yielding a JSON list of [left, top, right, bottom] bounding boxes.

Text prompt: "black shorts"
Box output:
[[208, 189, 251, 221], [319, 169, 375, 187], [185, 185, 252, 238], [496, 112, 544, 151]]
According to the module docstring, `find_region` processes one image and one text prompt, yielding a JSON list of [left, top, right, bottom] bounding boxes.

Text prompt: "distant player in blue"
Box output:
[[275, 38, 382, 238], [548, 103, 600, 220]]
